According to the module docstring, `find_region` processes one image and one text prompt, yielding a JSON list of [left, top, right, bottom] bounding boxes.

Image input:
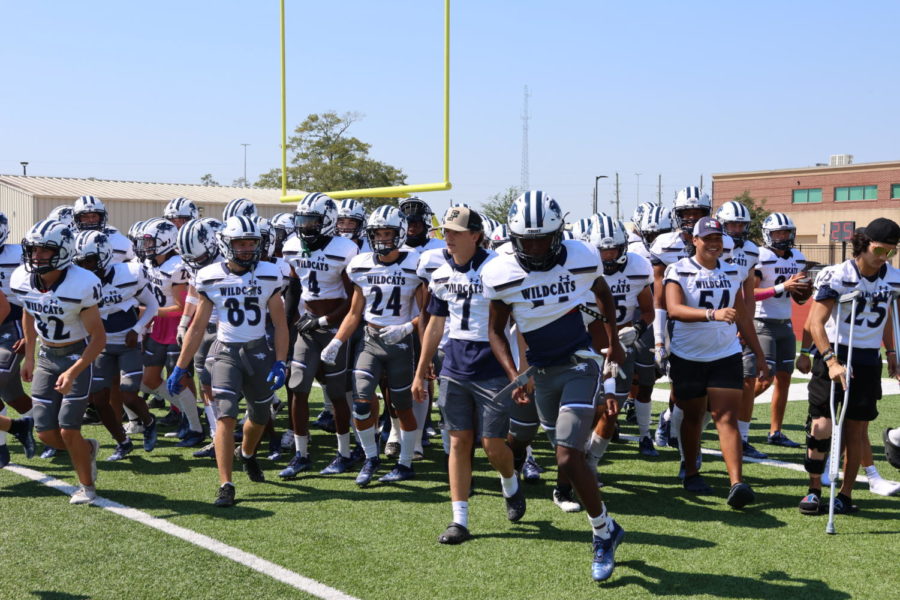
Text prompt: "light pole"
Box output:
[[592, 175, 608, 215], [241, 143, 250, 186], [20, 162, 28, 176], [635, 173, 642, 208]]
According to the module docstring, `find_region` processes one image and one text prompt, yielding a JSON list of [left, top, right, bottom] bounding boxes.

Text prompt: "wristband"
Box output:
[[653, 309, 667, 344], [773, 283, 785, 295], [178, 314, 192, 329], [821, 349, 835, 363], [706, 308, 715, 322], [603, 377, 616, 396], [799, 347, 811, 357], [185, 294, 199, 306], [887, 350, 897, 355]]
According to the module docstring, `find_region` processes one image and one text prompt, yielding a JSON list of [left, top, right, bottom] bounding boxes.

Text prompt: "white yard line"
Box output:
[[4, 464, 361, 600], [651, 378, 900, 404]]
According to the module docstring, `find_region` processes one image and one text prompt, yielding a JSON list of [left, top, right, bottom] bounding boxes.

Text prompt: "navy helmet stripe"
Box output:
[[534, 191, 544, 226]]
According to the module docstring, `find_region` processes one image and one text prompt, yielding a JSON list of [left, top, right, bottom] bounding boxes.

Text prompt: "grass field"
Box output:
[[1, 384, 897, 600]]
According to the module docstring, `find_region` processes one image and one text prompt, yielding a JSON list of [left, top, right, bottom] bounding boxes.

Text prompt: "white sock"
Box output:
[[176, 389, 202, 432], [388, 417, 402, 444], [588, 433, 610, 461], [865, 465, 880, 480], [671, 406, 685, 460], [204, 405, 218, 436], [738, 420, 750, 442], [526, 445, 534, 459], [358, 426, 378, 459], [588, 502, 612, 539], [0, 406, 7, 445], [636, 400, 652, 438], [661, 407, 671, 422], [398, 428, 416, 467], [140, 383, 154, 396], [452, 500, 469, 528], [336, 432, 351, 458], [500, 474, 519, 498], [150, 384, 172, 405], [241, 449, 253, 459], [412, 397, 429, 452], [889, 428, 900, 446], [123, 406, 139, 421], [293, 434, 309, 457]]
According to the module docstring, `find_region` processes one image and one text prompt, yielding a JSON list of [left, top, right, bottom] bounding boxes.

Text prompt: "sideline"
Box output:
[[4, 464, 361, 600]]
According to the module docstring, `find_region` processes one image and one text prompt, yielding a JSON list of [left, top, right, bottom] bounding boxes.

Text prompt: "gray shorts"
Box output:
[[509, 390, 540, 441], [288, 327, 348, 399], [631, 324, 657, 386], [93, 344, 144, 392], [533, 356, 602, 450], [143, 336, 179, 371], [195, 326, 217, 387], [31, 341, 93, 432], [438, 375, 511, 439], [0, 320, 25, 404], [744, 318, 796, 376], [209, 337, 275, 425], [352, 327, 415, 411]]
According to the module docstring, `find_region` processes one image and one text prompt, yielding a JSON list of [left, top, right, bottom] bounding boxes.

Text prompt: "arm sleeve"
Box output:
[[426, 295, 450, 317]]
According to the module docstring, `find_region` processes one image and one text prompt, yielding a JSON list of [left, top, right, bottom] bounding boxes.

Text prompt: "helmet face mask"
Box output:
[[715, 201, 752, 244], [672, 187, 711, 233], [22, 220, 76, 274], [177, 219, 219, 271], [589, 214, 628, 274], [217, 216, 263, 270], [164, 198, 199, 225], [73, 196, 108, 231], [336, 200, 367, 240], [399, 198, 433, 248], [140, 218, 178, 261], [73, 231, 113, 275], [762, 213, 796, 251], [365, 205, 407, 256], [294, 193, 337, 246], [507, 191, 565, 272]]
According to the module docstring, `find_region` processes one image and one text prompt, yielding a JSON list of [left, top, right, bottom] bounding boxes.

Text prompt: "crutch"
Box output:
[[891, 292, 900, 378], [826, 290, 861, 535]]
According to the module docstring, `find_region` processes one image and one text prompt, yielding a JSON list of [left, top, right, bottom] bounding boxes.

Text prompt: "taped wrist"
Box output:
[[653, 309, 667, 344]]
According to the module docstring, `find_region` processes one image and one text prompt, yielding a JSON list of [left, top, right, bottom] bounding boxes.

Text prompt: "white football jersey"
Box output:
[[97, 262, 155, 344], [726, 239, 760, 282], [584, 252, 652, 327], [754, 247, 808, 320], [11, 264, 102, 344], [430, 248, 496, 342], [145, 254, 189, 308], [282, 235, 358, 303], [627, 240, 653, 263], [0, 244, 24, 310], [649, 230, 733, 267], [416, 248, 449, 285], [105, 228, 135, 264], [346, 251, 424, 327], [663, 257, 743, 361], [627, 230, 641, 244], [196, 260, 283, 343], [815, 260, 900, 350], [482, 239, 598, 366]]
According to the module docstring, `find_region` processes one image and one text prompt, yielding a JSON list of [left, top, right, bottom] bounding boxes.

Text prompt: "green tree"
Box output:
[[200, 173, 219, 186], [480, 186, 521, 224], [731, 190, 769, 244], [256, 111, 406, 212]]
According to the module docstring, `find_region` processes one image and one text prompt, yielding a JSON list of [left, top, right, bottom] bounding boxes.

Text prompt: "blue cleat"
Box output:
[[143, 417, 158, 452], [349, 444, 365, 465], [355, 456, 382, 487], [522, 456, 542, 483], [742, 440, 768, 460], [638, 436, 659, 457], [107, 439, 134, 461], [40, 446, 58, 459], [320, 453, 354, 475], [654, 414, 670, 447], [766, 430, 801, 448], [176, 430, 205, 448], [176, 413, 190, 439], [0, 445, 9, 468], [378, 463, 415, 483], [14, 417, 36, 459], [267, 435, 282, 461], [313, 410, 336, 434], [278, 453, 312, 479], [193, 442, 216, 459], [592, 520, 625, 583]]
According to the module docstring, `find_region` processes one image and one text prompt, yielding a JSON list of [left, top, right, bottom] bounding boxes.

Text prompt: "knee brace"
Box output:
[[806, 433, 830, 453], [353, 401, 372, 421], [804, 456, 826, 475]]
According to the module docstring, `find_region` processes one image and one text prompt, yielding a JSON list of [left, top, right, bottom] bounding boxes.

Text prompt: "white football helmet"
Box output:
[[0, 212, 8, 247], [672, 186, 711, 232], [762, 212, 796, 251], [489, 224, 510, 249], [270, 212, 295, 253], [631, 202, 658, 229], [366, 205, 407, 256], [164, 197, 199, 222], [176, 218, 219, 271], [73, 230, 114, 274], [335, 199, 367, 240], [590, 214, 629, 274], [294, 192, 338, 245], [507, 190, 565, 272], [140, 217, 178, 260], [570, 217, 592, 242], [636, 205, 673, 249], [223, 197, 258, 221], [398, 197, 434, 248], [73, 195, 108, 231], [254, 217, 275, 259], [715, 201, 752, 243], [47, 205, 75, 227], [22, 219, 76, 273], [217, 216, 263, 269]]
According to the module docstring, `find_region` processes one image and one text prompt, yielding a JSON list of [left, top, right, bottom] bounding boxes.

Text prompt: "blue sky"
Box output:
[[3, 1, 899, 221]]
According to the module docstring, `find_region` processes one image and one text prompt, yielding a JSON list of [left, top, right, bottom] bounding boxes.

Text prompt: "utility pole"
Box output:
[[699, 174, 704, 192], [635, 173, 642, 212], [520, 86, 530, 191], [657, 174, 662, 203], [241, 143, 250, 186], [614, 172, 621, 221], [592, 175, 608, 215]]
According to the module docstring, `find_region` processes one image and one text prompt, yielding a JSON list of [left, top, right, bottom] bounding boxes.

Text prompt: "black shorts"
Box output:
[[669, 352, 742, 401], [807, 357, 881, 422]]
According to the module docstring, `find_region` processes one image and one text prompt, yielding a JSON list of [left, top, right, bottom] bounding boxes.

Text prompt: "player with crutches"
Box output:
[[800, 218, 900, 526]]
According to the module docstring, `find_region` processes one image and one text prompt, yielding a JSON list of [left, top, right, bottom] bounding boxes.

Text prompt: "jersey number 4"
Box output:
[[371, 286, 402, 317], [36, 316, 69, 341], [224, 297, 262, 326]]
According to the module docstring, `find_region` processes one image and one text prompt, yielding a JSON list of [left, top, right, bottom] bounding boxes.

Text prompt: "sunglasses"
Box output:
[[872, 245, 897, 258]]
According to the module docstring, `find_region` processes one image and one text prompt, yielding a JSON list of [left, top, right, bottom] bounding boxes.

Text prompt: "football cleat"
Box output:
[[522, 456, 542, 483], [438, 523, 472, 545], [70, 485, 97, 505], [313, 410, 336, 434], [176, 430, 204, 448], [267, 435, 282, 461], [193, 442, 216, 459], [682, 473, 712, 494], [280, 429, 294, 451], [0, 445, 9, 468], [320, 454, 354, 475], [654, 414, 670, 447], [504, 483, 527, 522], [384, 441, 401, 460], [124, 420, 145, 435], [40, 446, 58, 459], [552, 487, 582, 513], [106, 439, 134, 461], [622, 399, 637, 425], [355, 457, 382, 487], [14, 416, 36, 459], [278, 453, 312, 479], [214, 482, 236, 507], [831, 494, 859, 515], [741, 440, 768, 459], [766, 430, 801, 448], [638, 436, 659, 457], [591, 520, 625, 582], [142, 417, 158, 452], [378, 463, 414, 483], [727, 482, 755, 509], [238, 450, 265, 483]]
